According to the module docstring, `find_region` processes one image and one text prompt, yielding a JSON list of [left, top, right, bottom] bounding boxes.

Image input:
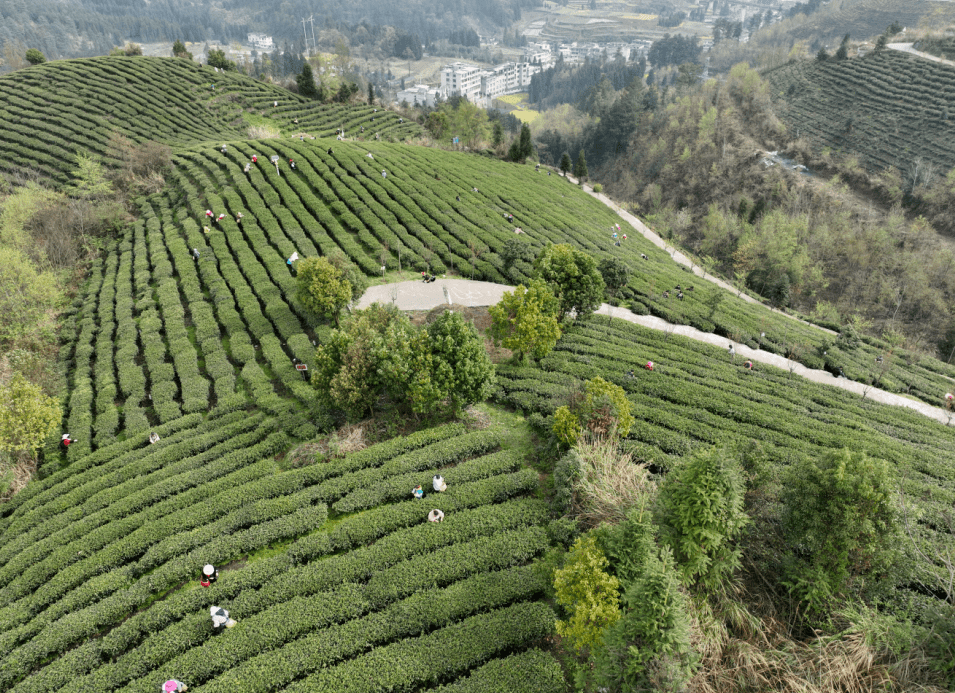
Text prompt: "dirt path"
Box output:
[[359, 279, 952, 425], [888, 43, 955, 68]]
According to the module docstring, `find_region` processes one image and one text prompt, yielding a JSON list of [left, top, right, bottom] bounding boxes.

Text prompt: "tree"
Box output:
[[0, 373, 60, 456], [518, 122, 533, 160], [835, 32, 850, 60], [594, 546, 696, 692], [325, 252, 367, 305], [426, 310, 495, 414], [875, 34, 888, 52], [553, 534, 621, 654], [574, 149, 588, 181], [500, 236, 535, 282], [367, 81, 374, 105], [295, 256, 353, 325], [816, 47, 829, 62], [68, 150, 112, 198], [559, 151, 572, 176], [658, 447, 748, 590], [207, 48, 236, 71], [533, 243, 605, 322], [492, 122, 504, 148], [553, 376, 635, 446], [488, 279, 561, 362], [24, 49, 45, 65], [781, 448, 898, 611], [297, 63, 318, 99], [172, 40, 193, 60], [598, 257, 630, 304]]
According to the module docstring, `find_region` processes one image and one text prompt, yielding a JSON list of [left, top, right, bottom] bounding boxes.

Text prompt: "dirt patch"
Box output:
[[282, 423, 368, 469]]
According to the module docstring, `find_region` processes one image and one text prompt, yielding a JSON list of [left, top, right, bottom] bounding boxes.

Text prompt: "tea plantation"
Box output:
[[3, 55, 955, 690], [766, 49, 955, 175]]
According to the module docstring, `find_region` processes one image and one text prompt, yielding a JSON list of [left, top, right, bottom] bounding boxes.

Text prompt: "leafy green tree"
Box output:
[[658, 446, 748, 590], [507, 139, 521, 162], [574, 149, 588, 181], [325, 251, 367, 305], [518, 122, 533, 160], [553, 376, 634, 446], [492, 122, 504, 148], [172, 40, 193, 60], [297, 63, 318, 99], [426, 310, 495, 414], [207, 48, 236, 71], [68, 150, 112, 198], [835, 32, 850, 60], [533, 243, 606, 322], [488, 279, 561, 362], [816, 47, 829, 62], [553, 534, 621, 654], [368, 81, 374, 105], [24, 48, 45, 65], [781, 448, 898, 612], [312, 304, 405, 419], [598, 257, 631, 304], [500, 236, 535, 282], [0, 373, 60, 456], [559, 151, 572, 176], [594, 545, 696, 692], [295, 256, 353, 325], [875, 34, 888, 52]]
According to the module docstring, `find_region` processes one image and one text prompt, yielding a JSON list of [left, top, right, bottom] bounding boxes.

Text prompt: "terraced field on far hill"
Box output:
[[766, 49, 955, 175]]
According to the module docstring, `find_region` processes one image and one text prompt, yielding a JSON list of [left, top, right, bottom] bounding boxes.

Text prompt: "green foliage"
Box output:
[[24, 48, 45, 65], [206, 48, 236, 71], [658, 446, 748, 591], [426, 310, 495, 414], [367, 81, 374, 106], [591, 183, 603, 193], [553, 376, 634, 445], [430, 649, 566, 693], [559, 151, 572, 175], [781, 448, 898, 611], [574, 148, 588, 180], [172, 40, 192, 60], [598, 256, 631, 301], [0, 246, 60, 346], [500, 236, 535, 282], [488, 279, 562, 362], [533, 243, 605, 322], [0, 373, 60, 455], [593, 545, 696, 693], [553, 534, 621, 654], [68, 150, 112, 198], [297, 63, 318, 99], [295, 256, 353, 324], [596, 505, 658, 591], [518, 122, 533, 160]]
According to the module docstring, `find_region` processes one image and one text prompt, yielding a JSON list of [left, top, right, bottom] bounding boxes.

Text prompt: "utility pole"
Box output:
[[302, 17, 309, 56], [309, 15, 317, 56]]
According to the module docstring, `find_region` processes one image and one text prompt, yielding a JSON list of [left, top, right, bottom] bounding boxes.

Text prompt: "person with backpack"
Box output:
[[200, 564, 219, 587], [210, 606, 236, 633]]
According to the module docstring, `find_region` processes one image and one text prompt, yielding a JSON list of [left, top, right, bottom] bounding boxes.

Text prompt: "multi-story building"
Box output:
[[440, 62, 485, 102], [396, 84, 440, 108], [439, 61, 542, 107], [247, 33, 274, 51]]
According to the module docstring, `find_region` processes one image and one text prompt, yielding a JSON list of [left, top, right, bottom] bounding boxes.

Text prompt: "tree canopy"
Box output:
[[0, 373, 60, 456], [295, 256, 354, 325], [533, 243, 605, 322], [488, 279, 561, 362]]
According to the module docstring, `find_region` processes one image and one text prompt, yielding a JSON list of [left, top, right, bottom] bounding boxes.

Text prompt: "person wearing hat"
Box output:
[[428, 509, 445, 522], [412, 485, 424, 499], [210, 605, 235, 632], [149, 432, 160, 445], [744, 360, 753, 371], [432, 475, 446, 492], [645, 361, 654, 371], [200, 564, 219, 587], [946, 393, 954, 409], [60, 433, 75, 450], [163, 680, 188, 692]]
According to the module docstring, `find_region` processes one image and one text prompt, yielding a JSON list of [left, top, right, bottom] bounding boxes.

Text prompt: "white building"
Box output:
[[397, 84, 440, 108], [439, 60, 541, 107], [247, 33, 274, 51]]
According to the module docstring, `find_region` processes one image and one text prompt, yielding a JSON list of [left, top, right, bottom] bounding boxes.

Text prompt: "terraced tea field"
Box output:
[[494, 315, 955, 610], [766, 49, 955, 174]]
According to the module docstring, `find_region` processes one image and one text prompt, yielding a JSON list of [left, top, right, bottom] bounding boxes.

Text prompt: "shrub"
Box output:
[[781, 448, 898, 612], [564, 437, 654, 528], [592, 183, 603, 193], [553, 376, 635, 446], [553, 534, 621, 654], [658, 446, 748, 591]]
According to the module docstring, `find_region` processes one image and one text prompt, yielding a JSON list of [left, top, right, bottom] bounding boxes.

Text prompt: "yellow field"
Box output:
[[512, 108, 541, 124], [621, 14, 657, 20], [496, 93, 529, 105]]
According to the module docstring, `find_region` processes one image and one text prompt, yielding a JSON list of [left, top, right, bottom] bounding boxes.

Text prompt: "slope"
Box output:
[[766, 49, 955, 175], [0, 56, 419, 186]]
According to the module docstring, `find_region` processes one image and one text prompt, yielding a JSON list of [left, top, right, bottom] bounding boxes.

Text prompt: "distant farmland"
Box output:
[[766, 49, 955, 175]]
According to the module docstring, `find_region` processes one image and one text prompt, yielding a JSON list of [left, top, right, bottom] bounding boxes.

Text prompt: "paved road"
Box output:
[[359, 279, 952, 425], [888, 42, 955, 68]]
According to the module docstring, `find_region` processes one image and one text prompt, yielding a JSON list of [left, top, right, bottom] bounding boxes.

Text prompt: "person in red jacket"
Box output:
[[61, 433, 75, 450], [645, 361, 654, 372]]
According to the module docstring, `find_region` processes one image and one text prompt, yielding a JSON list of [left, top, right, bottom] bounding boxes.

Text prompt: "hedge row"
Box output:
[[427, 649, 567, 693]]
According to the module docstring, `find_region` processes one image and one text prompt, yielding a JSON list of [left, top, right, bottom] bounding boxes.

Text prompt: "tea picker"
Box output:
[[200, 564, 219, 587], [162, 679, 188, 692], [428, 509, 445, 523], [412, 485, 424, 499], [60, 433, 75, 449], [149, 432, 160, 445], [210, 605, 236, 632], [432, 475, 447, 492]]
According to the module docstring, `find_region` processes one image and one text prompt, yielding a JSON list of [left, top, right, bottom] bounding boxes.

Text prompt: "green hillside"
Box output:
[[785, 0, 955, 44], [0, 56, 419, 186], [3, 55, 955, 691], [766, 49, 955, 175]]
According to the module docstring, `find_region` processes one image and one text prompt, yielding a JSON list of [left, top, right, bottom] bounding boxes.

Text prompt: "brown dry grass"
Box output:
[[282, 422, 368, 468], [0, 452, 37, 502], [572, 436, 655, 528]]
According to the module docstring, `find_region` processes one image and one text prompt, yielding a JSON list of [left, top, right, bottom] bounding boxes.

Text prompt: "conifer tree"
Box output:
[[574, 149, 588, 181], [297, 63, 318, 99], [559, 151, 572, 176]]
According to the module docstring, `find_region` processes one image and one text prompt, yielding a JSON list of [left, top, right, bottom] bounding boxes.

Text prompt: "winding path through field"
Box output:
[[888, 42, 955, 68], [359, 279, 953, 425]]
